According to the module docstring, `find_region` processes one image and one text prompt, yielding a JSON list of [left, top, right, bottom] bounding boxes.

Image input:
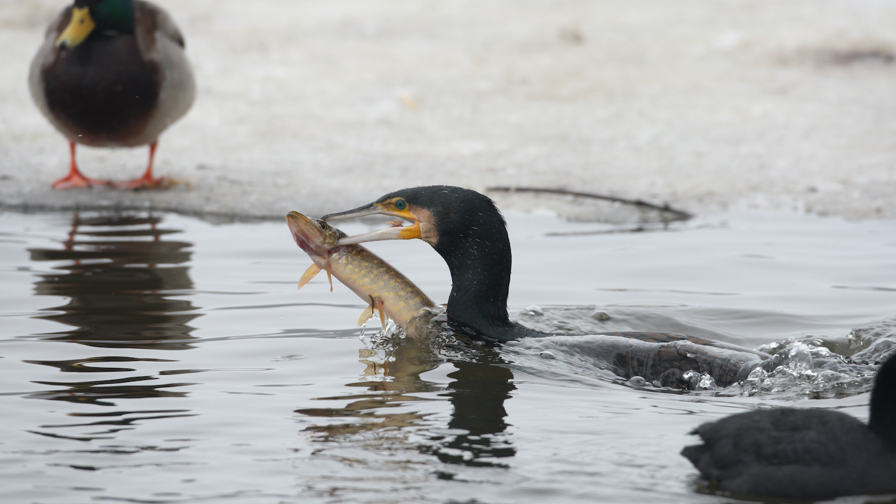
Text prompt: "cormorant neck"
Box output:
[[438, 231, 516, 341], [868, 354, 896, 450], [431, 203, 545, 342], [372, 185, 548, 342]]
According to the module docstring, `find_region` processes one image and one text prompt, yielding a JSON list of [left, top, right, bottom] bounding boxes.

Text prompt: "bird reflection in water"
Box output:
[[24, 212, 198, 441], [297, 334, 516, 469], [30, 211, 199, 349]]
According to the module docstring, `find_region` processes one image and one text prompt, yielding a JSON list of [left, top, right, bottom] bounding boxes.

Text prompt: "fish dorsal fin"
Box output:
[[297, 264, 321, 290]]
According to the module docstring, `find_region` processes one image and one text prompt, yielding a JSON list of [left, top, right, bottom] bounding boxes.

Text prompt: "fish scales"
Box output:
[[286, 211, 434, 334], [333, 247, 431, 310]]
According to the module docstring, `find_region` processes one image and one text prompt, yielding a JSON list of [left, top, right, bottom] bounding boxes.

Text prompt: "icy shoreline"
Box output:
[[2, 0, 895, 220]]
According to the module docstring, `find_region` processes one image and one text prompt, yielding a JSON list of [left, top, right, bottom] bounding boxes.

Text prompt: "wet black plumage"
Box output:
[[323, 185, 770, 389], [682, 351, 896, 499], [388, 186, 542, 342]]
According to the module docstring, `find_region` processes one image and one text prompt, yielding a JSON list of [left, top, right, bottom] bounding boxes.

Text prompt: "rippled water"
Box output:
[[1, 209, 895, 504]]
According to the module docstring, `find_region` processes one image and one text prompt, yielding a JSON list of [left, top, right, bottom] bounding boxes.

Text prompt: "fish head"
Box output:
[[285, 211, 347, 259]]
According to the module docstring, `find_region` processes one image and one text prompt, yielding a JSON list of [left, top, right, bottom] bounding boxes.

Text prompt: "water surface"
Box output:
[[1, 209, 895, 503]]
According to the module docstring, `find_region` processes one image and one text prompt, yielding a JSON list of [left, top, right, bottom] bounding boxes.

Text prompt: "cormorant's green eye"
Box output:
[[393, 198, 407, 211]]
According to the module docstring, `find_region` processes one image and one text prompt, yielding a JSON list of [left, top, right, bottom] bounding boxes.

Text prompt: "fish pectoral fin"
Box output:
[[297, 264, 322, 290], [324, 265, 333, 292], [357, 305, 374, 326], [357, 295, 387, 328], [371, 295, 387, 329]]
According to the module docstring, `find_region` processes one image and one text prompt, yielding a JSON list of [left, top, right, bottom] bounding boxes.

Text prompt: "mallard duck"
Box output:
[[29, 0, 195, 189]]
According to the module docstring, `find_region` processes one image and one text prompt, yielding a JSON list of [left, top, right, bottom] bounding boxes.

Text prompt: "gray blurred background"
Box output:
[[2, 0, 894, 219]]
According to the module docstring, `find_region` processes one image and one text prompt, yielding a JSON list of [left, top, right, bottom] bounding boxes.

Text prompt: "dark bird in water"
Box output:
[[682, 351, 896, 500], [29, 0, 195, 189], [323, 185, 769, 388]]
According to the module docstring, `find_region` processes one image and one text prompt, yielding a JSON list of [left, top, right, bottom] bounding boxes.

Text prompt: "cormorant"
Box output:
[[682, 350, 896, 499], [323, 185, 769, 388], [326, 185, 541, 342]]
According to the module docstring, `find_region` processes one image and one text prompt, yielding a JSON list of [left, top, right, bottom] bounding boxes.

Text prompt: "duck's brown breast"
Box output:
[[42, 34, 161, 147]]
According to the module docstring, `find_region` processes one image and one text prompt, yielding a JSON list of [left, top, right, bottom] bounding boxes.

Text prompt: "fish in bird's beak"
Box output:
[[285, 211, 346, 291], [322, 199, 423, 246], [285, 211, 338, 257], [285, 209, 436, 329]]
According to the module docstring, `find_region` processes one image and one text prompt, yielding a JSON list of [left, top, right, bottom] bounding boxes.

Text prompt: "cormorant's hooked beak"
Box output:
[[322, 203, 422, 246]]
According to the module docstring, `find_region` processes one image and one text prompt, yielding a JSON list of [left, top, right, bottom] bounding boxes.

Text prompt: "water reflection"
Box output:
[[298, 337, 516, 468], [29, 212, 199, 349], [298, 341, 443, 437], [426, 351, 516, 466], [23, 211, 198, 440], [25, 356, 193, 407]]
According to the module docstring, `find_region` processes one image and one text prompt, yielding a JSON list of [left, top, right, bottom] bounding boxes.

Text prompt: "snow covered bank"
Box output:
[[2, 0, 894, 220]]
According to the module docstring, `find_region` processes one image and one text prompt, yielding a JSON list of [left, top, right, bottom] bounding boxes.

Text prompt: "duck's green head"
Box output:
[[55, 0, 135, 49]]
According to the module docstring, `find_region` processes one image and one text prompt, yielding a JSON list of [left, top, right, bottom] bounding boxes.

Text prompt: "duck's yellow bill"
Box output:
[[55, 7, 96, 49]]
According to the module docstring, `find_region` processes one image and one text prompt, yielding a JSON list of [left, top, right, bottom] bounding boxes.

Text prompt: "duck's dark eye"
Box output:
[[394, 198, 407, 211]]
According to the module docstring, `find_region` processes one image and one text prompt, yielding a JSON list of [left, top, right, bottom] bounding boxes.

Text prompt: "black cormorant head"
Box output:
[[323, 186, 523, 341], [869, 351, 896, 450], [322, 186, 444, 248], [322, 185, 509, 260]]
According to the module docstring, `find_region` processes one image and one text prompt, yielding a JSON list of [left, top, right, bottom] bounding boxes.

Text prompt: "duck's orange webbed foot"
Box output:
[[112, 174, 167, 190], [52, 171, 111, 189], [51, 141, 111, 189], [112, 141, 167, 190]]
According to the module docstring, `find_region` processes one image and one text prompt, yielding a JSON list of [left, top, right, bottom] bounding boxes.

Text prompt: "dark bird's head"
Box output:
[[869, 351, 896, 450], [324, 186, 507, 256], [56, 0, 136, 49], [324, 186, 527, 341]]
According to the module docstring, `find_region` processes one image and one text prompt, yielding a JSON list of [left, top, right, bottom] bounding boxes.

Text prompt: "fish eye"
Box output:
[[393, 198, 407, 211]]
